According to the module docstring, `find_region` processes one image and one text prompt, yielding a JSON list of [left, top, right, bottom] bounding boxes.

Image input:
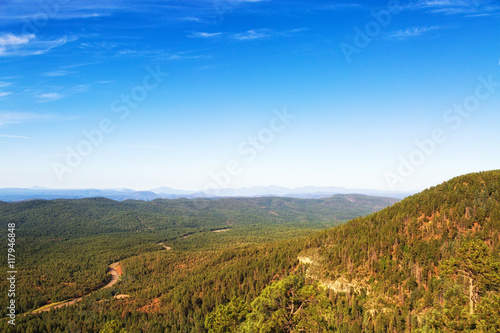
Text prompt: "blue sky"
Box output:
[[1, 0, 499, 192]]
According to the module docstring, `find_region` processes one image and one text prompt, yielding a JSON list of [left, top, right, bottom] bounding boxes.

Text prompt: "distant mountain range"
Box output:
[[0, 188, 160, 202], [0, 186, 413, 202], [151, 186, 413, 199]]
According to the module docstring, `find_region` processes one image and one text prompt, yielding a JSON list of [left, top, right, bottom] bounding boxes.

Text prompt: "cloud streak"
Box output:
[[387, 26, 442, 40], [36, 93, 63, 102], [189, 32, 223, 38], [0, 33, 75, 57], [0, 33, 35, 46], [320, 3, 364, 11], [0, 0, 270, 26], [232, 29, 274, 40], [408, 0, 500, 16], [43, 70, 75, 77], [114, 144, 172, 150], [0, 0, 122, 23], [0, 112, 54, 126], [0, 134, 29, 139], [189, 28, 305, 41]]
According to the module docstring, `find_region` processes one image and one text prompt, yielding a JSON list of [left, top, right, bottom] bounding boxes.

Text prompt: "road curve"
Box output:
[[102, 262, 120, 290], [31, 262, 121, 314]]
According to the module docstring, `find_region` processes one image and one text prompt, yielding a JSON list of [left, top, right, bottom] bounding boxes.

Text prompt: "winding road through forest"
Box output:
[[31, 262, 121, 314]]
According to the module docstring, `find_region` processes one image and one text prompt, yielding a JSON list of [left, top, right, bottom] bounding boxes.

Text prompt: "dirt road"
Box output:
[[32, 262, 121, 314], [102, 262, 120, 290]]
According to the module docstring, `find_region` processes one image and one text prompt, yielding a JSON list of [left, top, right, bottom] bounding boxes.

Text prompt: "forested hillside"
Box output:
[[0, 194, 396, 331], [3, 171, 499, 332], [234, 170, 500, 332]]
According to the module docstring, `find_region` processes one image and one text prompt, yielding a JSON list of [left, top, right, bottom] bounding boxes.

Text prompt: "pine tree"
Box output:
[[441, 239, 500, 315]]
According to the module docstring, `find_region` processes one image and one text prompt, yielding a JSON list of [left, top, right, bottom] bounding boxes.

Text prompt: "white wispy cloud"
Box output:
[[68, 85, 89, 93], [0, 0, 121, 22], [114, 144, 172, 150], [387, 26, 442, 40], [189, 32, 223, 38], [32, 84, 89, 102], [1, 76, 21, 80], [43, 70, 75, 77], [0, 33, 34, 46], [0, 11, 108, 21], [36, 93, 63, 102], [189, 28, 305, 41], [0, 112, 53, 126], [0, 92, 12, 98], [164, 52, 208, 60], [0, 33, 75, 57], [0, 81, 12, 88], [408, 0, 500, 16], [232, 28, 306, 40], [0, 134, 29, 139], [79, 41, 118, 50], [0, 33, 35, 56], [198, 64, 219, 71], [113, 48, 209, 62], [231, 29, 273, 41], [179, 17, 202, 22], [117, 49, 140, 56], [0, 0, 270, 27], [321, 3, 364, 11]]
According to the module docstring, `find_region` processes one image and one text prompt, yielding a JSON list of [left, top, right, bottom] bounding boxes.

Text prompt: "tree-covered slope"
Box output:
[[287, 170, 500, 332], [0, 194, 397, 239], [200, 171, 500, 332], [0, 194, 396, 320], [3, 171, 499, 332]]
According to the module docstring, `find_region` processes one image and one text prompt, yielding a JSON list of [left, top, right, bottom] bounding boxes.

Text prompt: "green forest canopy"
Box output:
[[1, 170, 499, 332]]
